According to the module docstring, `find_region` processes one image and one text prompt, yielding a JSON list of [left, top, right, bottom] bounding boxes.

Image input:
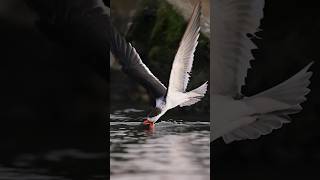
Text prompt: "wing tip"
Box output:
[[305, 61, 314, 71]]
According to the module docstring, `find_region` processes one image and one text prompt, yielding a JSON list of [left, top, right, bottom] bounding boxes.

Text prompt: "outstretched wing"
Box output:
[[166, 1, 201, 97], [109, 16, 167, 99], [212, 0, 265, 96], [26, 0, 167, 100], [222, 62, 313, 143]]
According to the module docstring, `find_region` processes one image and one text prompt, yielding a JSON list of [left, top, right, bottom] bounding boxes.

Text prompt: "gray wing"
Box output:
[[109, 17, 167, 99], [26, 0, 166, 99], [212, 0, 265, 96], [166, 1, 201, 97]]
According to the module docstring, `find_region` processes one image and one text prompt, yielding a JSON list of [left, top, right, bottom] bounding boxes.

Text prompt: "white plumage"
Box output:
[[166, 2, 208, 110], [211, 0, 313, 143]]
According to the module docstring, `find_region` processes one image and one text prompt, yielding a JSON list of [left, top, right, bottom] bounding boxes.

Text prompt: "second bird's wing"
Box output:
[[211, 0, 265, 97], [222, 63, 313, 143]]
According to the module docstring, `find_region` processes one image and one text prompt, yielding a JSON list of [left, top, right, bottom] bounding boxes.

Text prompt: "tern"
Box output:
[[110, 2, 207, 128], [211, 0, 313, 143]]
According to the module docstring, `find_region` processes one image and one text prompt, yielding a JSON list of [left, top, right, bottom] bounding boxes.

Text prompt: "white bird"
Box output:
[[211, 0, 313, 143], [110, 2, 207, 128]]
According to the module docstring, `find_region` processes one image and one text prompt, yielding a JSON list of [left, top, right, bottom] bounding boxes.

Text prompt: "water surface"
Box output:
[[110, 108, 210, 180]]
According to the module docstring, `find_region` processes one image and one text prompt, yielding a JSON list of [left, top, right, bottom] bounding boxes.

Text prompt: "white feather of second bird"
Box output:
[[211, 0, 313, 143]]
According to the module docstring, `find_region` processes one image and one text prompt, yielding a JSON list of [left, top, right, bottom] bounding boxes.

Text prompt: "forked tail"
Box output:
[[180, 81, 208, 107]]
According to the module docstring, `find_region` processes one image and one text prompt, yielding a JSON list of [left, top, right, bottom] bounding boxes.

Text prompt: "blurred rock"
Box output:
[[166, 0, 210, 37]]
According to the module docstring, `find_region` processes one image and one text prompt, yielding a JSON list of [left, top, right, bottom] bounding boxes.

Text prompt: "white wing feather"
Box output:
[[212, 0, 265, 96], [222, 63, 313, 143], [166, 1, 201, 97], [210, 0, 313, 144]]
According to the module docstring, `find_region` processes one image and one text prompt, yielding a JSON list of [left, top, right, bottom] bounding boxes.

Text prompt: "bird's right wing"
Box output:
[[109, 17, 167, 99], [166, 1, 201, 97], [212, 0, 265, 97]]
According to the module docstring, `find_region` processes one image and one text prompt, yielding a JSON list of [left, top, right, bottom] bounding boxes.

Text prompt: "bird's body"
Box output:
[[211, 0, 313, 143], [110, 2, 207, 126]]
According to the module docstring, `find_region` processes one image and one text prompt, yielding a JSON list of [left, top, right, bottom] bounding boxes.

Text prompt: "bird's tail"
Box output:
[[222, 62, 313, 143], [180, 81, 208, 107]]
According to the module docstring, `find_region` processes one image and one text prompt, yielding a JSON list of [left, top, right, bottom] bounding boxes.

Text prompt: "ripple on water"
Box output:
[[110, 108, 210, 180]]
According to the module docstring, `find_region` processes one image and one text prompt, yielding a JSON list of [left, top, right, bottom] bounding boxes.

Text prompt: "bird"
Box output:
[[211, 0, 313, 143], [109, 1, 208, 129]]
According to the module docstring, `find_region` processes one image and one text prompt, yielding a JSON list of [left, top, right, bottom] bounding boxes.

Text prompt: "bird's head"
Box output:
[[143, 118, 155, 129], [143, 107, 162, 129]]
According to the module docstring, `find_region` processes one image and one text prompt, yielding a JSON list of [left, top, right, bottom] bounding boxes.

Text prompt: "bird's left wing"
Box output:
[[166, 1, 201, 97], [212, 0, 265, 97], [109, 17, 167, 100]]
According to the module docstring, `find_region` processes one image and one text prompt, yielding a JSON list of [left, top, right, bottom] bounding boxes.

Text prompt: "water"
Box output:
[[0, 149, 106, 180], [110, 108, 210, 180]]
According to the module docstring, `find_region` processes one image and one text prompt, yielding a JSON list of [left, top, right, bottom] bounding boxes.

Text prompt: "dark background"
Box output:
[[0, 0, 110, 179], [1, 0, 320, 179], [212, 1, 320, 179]]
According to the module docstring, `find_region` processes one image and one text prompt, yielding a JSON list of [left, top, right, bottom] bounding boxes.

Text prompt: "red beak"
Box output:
[[143, 119, 155, 129]]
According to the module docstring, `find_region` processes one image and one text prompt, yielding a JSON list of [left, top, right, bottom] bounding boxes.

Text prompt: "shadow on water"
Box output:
[[110, 107, 210, 180]]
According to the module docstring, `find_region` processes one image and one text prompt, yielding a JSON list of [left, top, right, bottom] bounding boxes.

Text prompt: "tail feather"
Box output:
[[250, 62, 313, 104], [180, 81, 208, 107], [222, 62, 313, 143]]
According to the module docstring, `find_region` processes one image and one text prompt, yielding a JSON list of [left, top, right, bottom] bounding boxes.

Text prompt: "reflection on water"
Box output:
[[0, 149, 106, 180], [110, 108, 210, 180]]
